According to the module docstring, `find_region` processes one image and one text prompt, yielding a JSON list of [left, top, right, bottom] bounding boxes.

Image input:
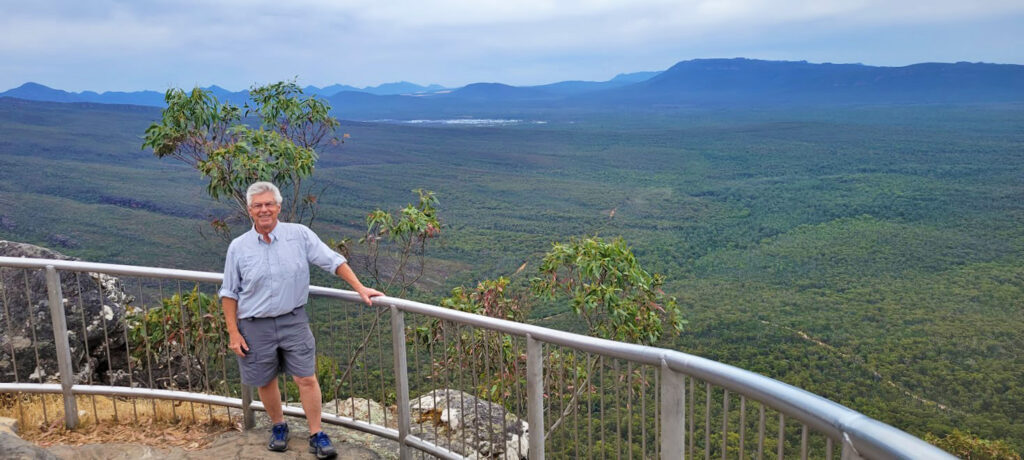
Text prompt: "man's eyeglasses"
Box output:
[[249, 202, 279, 210]]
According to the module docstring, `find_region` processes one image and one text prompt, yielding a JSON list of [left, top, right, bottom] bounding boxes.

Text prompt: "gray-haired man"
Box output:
[[220, 182, 382, 459]]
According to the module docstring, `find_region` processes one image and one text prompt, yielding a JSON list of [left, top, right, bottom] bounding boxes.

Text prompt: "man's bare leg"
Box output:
[[294, 375, 323, 434], [259, 379, 285, 424]]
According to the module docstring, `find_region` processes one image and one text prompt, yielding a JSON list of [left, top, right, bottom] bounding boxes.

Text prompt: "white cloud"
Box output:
[[1, 0, 1022, 91]]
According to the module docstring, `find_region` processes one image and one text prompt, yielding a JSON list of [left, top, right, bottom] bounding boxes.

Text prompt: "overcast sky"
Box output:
[[2, 0, 1023, 92]]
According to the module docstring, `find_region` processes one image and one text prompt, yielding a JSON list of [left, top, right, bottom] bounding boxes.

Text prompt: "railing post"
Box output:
[[241, 384, 255, 430], [526, 334, 544, 460], [390, 305, 412, 460], [45, 265, 78, 429], [660, 358, 685, 459]]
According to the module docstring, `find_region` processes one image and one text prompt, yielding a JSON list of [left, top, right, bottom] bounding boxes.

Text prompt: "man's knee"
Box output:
[[293, 374, 319, 389]]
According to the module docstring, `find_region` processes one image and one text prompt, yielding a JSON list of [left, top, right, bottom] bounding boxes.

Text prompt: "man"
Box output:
[[220, 181, 383, 459]]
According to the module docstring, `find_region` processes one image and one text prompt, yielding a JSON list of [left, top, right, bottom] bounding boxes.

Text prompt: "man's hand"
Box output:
[[356, 286, 384, 306], [228, 331, 249, 357]]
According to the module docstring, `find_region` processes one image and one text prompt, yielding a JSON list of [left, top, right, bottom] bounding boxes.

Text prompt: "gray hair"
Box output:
[[246, 182, 283, 206]]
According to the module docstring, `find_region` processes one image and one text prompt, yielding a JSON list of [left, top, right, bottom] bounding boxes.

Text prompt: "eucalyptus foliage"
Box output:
[[533, 236, 685, 345], [141, 81, 338, 234]]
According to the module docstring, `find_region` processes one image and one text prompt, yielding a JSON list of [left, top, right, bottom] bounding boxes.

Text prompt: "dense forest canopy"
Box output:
[[0, 97, 1021, 453]]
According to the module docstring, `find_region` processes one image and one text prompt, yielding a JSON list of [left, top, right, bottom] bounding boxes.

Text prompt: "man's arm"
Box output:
[[222, 297, 248, 357], [335, 262, 384, 305]]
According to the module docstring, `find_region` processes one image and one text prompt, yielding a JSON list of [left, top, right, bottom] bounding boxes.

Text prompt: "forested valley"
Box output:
[[0, 97, 1021, 454]]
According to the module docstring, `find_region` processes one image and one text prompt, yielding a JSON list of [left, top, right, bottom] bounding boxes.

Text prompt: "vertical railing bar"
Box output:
[[626, 361, 633, 458], [704, 382, 711, 460], [800, 424, 808, 460], [457, 323, 467, 455], [559, 348, 567, 454], [486, 328, 495, 456], [721, 389, 729, 460], [516, 334, 525, 446], [473, 328, 482, 458], [588, 353, 594, 459], [659, 359, 685, 460], [572, 350, 579, 459], [362, 309, 372, 424], [376, 304, 388, 428], [654, 365, 660, 460], [544, 346, 552, 450], [95, 270, 115, 423], [137, 280, 157, 418], [599, 355, 606, 458], [45, 266, 78, 429], [217, 287, 231, 424], [776, 413, 784, 460], [389, 305, 411, 460], [156, 279, 176, 421], [441, 320, 452, 450], [689, 377, 695, 460], [826, 436, 834, 460], [114, 278, 138, 423], [526, 334, 544, 460], [340, 300, 354, 421], [757, 403, 765, 460], [615, 359, 621, 460], [641, 363, 647, 458], [23, 269, 50, 425], [175, 280, 197, 422], [739, 395, 747, 459], [193, 282, 213, 425], [74, 272, 99, 424], [328, 297, 339, 415], [2, 267, 28, 428]]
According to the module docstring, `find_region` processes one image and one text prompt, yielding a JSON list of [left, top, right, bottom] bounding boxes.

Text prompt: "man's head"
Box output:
[[247, 182, 282, 233]]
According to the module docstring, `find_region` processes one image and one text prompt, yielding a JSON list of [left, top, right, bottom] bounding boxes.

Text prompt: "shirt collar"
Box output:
[[251, 224, 280, 244]]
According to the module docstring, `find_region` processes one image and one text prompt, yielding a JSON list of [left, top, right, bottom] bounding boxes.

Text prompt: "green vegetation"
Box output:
[[0, 98, 1022, 452], [142, 81, 339, 235]]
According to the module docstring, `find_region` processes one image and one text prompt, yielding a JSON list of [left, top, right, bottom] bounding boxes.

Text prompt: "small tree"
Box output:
[[423, 236, 686, 441], [330, 190, 443, 398], [531, 236, 685, 438], [141, 80, 339, 235], [533, 236, 684, 345]]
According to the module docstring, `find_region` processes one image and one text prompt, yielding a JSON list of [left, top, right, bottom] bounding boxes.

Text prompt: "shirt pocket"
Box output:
[[239, 254, 266, 291], [283, 237, 307, 278]]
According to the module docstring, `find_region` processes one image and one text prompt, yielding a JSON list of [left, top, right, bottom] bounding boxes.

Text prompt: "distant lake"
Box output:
[[370, 118, 547, 126]]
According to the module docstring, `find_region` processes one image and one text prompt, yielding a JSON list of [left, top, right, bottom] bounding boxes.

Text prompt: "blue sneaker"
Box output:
[[268, 422, 289, 452], [308, 431, 338, 459]]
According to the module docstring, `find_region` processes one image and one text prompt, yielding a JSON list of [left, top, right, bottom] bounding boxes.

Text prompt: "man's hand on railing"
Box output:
[[229, 331, 249, 357], [356, 286, 384, 306]]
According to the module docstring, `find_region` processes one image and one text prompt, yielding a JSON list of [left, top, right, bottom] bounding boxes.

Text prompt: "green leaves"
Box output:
[[359, 190, 442, 296], [141, 80, 339, 234], [533, 236, 685, 345]]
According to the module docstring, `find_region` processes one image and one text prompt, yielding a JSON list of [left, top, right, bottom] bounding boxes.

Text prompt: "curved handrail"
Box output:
[[0, 256, 954, 459]]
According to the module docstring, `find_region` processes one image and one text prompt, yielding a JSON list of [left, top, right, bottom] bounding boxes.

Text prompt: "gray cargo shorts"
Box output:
[[236, 305, 316, 386]]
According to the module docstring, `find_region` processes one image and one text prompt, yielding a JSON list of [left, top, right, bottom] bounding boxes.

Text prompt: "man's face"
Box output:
[[248, 191, 281, 232]]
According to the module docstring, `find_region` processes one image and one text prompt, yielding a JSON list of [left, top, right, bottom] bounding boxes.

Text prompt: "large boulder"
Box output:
[[409, 389, 527, 459], [0, 241, 129, 386]]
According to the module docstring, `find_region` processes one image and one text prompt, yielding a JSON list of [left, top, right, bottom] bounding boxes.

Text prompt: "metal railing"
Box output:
[[0, 256, 953, 459]]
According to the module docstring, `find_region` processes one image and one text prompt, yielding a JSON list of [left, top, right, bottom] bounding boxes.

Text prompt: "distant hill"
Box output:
[[4, 59, 1022, 116], [597, 58, 1024, 105], [0, 82, 165, 106], [361, 81, 446, 95]]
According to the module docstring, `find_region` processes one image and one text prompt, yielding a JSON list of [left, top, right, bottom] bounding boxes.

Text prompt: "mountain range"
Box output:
[[2, 58, 1022, 119]]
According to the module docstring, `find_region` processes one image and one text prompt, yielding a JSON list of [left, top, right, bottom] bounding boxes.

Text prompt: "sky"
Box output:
[[2, 0, 1023, 92]]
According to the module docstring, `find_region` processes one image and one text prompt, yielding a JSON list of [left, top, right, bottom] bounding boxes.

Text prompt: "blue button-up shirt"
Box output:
[[219, 222, 346, 319]]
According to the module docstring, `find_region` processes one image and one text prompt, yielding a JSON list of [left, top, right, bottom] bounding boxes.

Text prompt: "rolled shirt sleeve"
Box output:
[[302, 225, 347, 274], [219, 243, 241, 300]]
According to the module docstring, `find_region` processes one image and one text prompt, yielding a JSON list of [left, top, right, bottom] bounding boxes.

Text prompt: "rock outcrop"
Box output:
[[409, 389, 528, 459], [0, 241, 131, 387]]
